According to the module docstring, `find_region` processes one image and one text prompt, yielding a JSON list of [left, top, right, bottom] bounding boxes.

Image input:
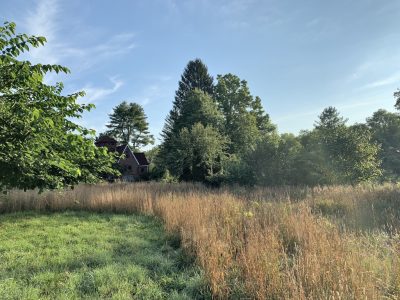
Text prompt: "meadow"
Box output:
[[1, 183, 399, 299], [0, 211, 208, 299]]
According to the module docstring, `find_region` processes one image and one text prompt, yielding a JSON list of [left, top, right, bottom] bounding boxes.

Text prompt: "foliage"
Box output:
[[315, 106, 347, 132], [395, 89, 400, 110], [177, 89, 223, 131], [0, 22, 117, 191], [169, 123, 228, 181], [316, 107, 381, 183], [161, 59, 214, 150], [296, 107, 381, 184], [159, 59, 215, 177], [158, 61, 276, 183], [232, 107, 381, 186], [295, 130, 341, 185], [215, 73, 275, 155], [105, 101, 154, 150], [367, 109, 400, 180]]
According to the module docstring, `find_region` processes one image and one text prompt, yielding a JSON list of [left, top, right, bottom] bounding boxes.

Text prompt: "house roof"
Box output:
[[96, 135, 117, 144], [94, 136, 149, 166], [115, 144, 149, 165], [133, 152, 149, 165], [116, 144, 127, 155]]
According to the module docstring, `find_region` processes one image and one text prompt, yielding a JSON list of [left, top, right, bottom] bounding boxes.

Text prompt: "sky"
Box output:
[[1, 0, 400, 146]]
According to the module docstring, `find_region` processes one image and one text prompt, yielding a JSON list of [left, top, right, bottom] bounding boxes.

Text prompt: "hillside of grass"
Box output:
[[0, 212, 209, 300]]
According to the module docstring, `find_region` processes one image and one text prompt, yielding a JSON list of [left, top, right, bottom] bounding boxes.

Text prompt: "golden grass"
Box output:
[[1, 183, 399, 299]]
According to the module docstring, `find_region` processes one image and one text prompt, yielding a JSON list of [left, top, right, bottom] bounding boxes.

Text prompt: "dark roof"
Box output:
[[94, 139, 149, 165], [116, 144, 127, 155], [134, 152, 149, 165], [95, 135, 117, 144]]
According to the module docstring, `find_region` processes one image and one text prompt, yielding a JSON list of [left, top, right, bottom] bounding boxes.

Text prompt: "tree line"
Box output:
[[148, 59, 400, 186], [1, 21, 400, 191]]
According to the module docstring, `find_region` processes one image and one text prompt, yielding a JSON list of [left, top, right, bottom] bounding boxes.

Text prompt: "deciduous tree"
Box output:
[[215, 73, 275, 155], [367, 109, 400, 180], [0, 22, 117, 191]]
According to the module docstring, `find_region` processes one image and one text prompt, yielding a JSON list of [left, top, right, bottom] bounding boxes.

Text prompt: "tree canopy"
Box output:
[[105, 101, 154, 150], [367, 109, 400, 180], [394, 89, 400, 110], [161, 58, 214, 143], [215, 73, 275, 155], [0, 22, 117, 191]]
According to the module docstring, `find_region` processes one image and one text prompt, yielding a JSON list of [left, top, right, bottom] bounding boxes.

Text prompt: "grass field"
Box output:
[[1, 183, 400, 299], [0, 212, 209, 300]]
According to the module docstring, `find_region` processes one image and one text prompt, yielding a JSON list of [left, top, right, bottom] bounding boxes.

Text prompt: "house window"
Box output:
[[125, 152, 129, 158], [141, 167, 146, 173], [128, 166, 132, 170]]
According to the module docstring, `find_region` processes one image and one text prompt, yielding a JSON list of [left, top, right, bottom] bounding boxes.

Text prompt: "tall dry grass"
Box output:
[[1, 183, 399, 299]]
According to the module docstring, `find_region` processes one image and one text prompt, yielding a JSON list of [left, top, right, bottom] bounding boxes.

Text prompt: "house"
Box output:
[[95, 136, 149, 181]]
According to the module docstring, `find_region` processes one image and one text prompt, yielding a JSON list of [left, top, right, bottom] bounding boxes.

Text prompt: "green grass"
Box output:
[[0, 212, 210, 300]]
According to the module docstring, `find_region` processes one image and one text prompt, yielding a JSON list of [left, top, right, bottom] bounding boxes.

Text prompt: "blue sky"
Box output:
[[2, 0, 400, 145]]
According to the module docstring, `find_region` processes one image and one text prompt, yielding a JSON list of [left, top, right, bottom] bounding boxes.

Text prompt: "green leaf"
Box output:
[[32, 108, 40, 120]]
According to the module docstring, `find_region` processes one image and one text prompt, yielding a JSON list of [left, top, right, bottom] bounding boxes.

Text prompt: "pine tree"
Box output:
[[395, 89, 400, 110], [161, 59, 214, 140], [159, 59, 214, 170], [106, 101, 154, 150], [251, 96, 276, 134]]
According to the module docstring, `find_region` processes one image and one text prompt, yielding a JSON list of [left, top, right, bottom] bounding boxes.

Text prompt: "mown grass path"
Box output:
[[0, 212, 209, 300]]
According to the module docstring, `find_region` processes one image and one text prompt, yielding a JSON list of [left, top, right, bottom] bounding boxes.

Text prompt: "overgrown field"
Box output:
[[1, 183, 400, 299], [0, 212, 208, 299]]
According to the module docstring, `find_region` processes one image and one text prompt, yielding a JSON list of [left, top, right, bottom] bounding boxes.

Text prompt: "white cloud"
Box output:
[[80, 77, 124, 103], [23, 0, 60, 64], [361, 72, 400, 90], [20, 0, 136, 70], [132, 84, 163, 107], [347, 45, 400, 86]]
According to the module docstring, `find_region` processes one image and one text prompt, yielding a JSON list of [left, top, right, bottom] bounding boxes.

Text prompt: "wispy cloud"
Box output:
[[23, 0, 60, 64], [137, 85, 162, 107], [347, 46, 400, 86], [275, 95, 390, 130], [80, 77, 124, 103], [361, 72, 400, 90], [21, 0, 136, 70]]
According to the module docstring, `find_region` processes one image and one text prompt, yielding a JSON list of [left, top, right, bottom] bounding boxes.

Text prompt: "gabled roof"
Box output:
[[94, 136, 149, 166], [95, 135, 117, 144], [133, 152, 149, 165], [116, 144, 127, 155], [115, 144, 149, 165]]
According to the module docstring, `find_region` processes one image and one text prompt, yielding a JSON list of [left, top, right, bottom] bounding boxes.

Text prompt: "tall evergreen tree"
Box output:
[[161, 58, 214, 142], [162, 89, 224, 178], [395, 89, 400, 110], [315, 106, 347, 132], [159, 59, 215, 172], [105, 101, 154, 150], [177, 89, 223, 131], [251, 96, 276, 134]]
